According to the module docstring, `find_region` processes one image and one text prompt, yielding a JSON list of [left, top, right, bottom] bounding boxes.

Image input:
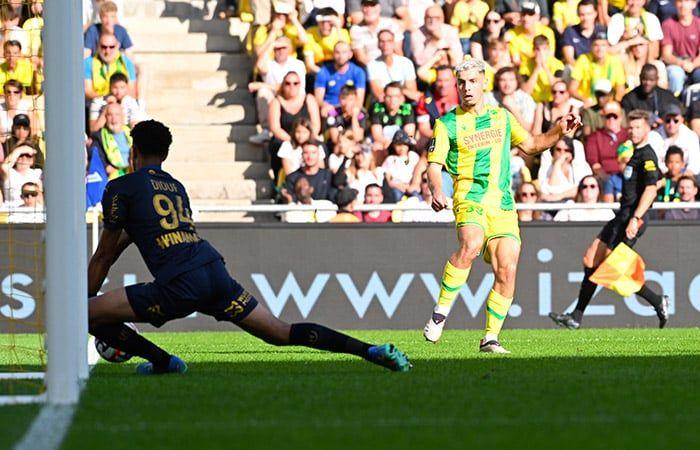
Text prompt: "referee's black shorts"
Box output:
[[598, 215, 647, 250]]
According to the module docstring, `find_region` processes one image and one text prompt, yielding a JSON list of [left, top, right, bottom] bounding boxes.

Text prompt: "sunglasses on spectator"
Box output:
[[581, 183, 598, 190], [552, 89, 566, 94], [519, 191, 536, 197], [4, 89, 20, 95], [19, 153, 34, 158], [554, 146, 571, 152], [665, 116, 681, 124], [21, 191, 38, 197], [284, 81, 300, 86], [604, 113, 619, 119], [100, 44, 117, 49], [486, 18, 500, 23]]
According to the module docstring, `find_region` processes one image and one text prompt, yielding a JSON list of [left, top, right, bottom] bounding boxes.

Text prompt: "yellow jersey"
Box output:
[[505, 24, 556, 63], [303, 27, 350, 64], [519, 55, 566, 102], [450, 0, 490, 39], [428, 105, 530, 210], [571, 53, 626, 103], [553, 0, 580, 30]]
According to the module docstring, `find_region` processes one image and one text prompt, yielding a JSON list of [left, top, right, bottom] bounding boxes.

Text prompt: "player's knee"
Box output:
[[456, 242, 481, 263], [495, 262, 517, 286]]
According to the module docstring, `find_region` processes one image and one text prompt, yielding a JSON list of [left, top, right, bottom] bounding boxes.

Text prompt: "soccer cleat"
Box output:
[[479, 339, 510, 354], [656, 295, 669, 329], [367, 343, 412, 372], [423, 312, 446, 343], [548, 312, 581, 330], [136, 355, 188, 375], [248, 129, 272, 145]]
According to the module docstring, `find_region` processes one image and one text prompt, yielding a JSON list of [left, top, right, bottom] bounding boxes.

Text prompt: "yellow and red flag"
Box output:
[[590, 243, 646, 297]]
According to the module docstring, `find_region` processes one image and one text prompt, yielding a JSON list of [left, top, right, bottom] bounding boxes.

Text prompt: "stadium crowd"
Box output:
[[242, 0, 700, 223], [0, 0, 147, 217]]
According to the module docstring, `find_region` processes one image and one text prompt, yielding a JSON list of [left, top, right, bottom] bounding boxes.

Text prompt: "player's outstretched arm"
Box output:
[[427, 162, 448, 212], [518, 113, 583, 156], [88, 228, 128, 297]]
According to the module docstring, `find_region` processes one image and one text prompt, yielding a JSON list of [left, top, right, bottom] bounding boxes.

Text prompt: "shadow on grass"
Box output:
[[59, 354, 700, 450]]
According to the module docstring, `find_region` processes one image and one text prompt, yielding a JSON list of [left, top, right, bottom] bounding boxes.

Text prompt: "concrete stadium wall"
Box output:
[[2, 222, 700, 332]]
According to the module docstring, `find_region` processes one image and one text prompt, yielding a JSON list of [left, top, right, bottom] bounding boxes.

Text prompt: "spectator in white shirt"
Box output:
[[410, 5, 462, 68], [651, 103, 700, 175], [606, 0, 663, 59], [554, 175, 616, 221], [349, 0, 404, 66], [348, 146, 384, 203], [0, 79, 34, 145], [1, 144, 42, 205], [540, 137, 593, 202], [367, 29, 419, 102], [382, 130, 420, 202], [486, 66, 536, 131]]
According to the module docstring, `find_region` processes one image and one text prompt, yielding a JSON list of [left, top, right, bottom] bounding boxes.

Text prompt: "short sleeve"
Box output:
[[507, 110, 530, 147], [403, 58, 416, 80], [83, 26, 98, 54], [120, 27, 134, 50], [349, 26, 364, 49], [610, 57, 626, 88], [369, 103, 384, 125], [661, 19, 674, 47], [314, 66, 329, 90], [607, 14, 624, 45], [642, 154, 660, 186], [402, 104, 416, 124], [124, 56, 137, 80], [427, 119, 450, 165], [366, 60, 380, 81], [645, 13, 664, 41], [101, 181, 128, 230], [352, 65, 367, 89], [561, 26, 575, 47], [83, 57, 92, 80], [570, 55, 585, 81]]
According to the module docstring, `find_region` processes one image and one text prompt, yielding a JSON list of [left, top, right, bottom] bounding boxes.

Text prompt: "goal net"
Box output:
[[0, 0, 87, 406]]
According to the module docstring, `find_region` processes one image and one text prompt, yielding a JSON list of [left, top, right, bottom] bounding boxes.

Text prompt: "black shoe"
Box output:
[[548, 312, 580, 330], [656, 296, 669, 329]]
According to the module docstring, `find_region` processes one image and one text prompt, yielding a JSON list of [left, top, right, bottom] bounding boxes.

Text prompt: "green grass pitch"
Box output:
[[3, 328, 700, 450]]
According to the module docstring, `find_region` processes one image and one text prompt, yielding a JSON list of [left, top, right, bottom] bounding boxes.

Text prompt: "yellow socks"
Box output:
[[484, 289, 513, 342], [435, 261, 470, 315]]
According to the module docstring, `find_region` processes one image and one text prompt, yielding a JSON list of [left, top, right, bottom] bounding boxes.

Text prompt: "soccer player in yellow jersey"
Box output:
[[423, 59, 581, 352]]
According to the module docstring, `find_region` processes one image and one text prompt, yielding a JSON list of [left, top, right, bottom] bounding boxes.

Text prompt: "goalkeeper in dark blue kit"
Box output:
[[87, 120, 411, 374]]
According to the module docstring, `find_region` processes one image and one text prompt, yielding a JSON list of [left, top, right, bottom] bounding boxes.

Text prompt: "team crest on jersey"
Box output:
[[623, 165, 634, 180], [428, 138, 436, 152]]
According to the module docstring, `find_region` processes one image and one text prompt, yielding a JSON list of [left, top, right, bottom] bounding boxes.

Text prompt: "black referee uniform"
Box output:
[[550, 142, 668, 329]]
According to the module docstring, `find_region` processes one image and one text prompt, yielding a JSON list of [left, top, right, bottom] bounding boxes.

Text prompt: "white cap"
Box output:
[[273, 1, 294, 14], [593, 79, 613, 95]]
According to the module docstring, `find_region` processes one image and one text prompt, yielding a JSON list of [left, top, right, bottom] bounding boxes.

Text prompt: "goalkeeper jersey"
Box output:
[[428, 105, 529, 211]]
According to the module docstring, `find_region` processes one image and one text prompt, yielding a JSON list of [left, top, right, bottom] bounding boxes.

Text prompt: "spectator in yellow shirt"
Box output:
[[449, 0, 490, 54], [0, 41, 35, 94], [519, 35, 566, 103], [552, 0, 580, 35], [569, 30, 626, 107], [303, 8, 350, 74], [253, 1, 308, 65], [504, 2, 556, 66]]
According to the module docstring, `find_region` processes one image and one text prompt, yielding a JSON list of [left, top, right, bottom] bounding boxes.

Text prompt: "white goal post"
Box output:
[[43, 0, 89, 405]]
